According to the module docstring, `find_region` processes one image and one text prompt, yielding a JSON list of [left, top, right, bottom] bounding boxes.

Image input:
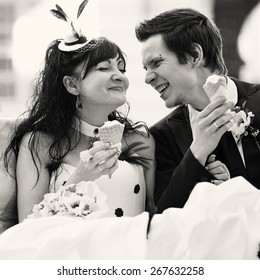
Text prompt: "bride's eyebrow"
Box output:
[[98, 60, 110, 64]]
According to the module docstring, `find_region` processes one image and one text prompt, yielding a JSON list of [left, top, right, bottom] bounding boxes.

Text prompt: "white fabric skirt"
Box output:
[[0, 177, 259, 260]]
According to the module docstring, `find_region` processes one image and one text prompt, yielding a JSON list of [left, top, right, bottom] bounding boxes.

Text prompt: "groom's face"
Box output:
[[141, 34, 199, 108]]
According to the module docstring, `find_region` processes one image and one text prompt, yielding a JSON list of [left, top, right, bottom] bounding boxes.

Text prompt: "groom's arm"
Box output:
[[150, 125, 214, 213]]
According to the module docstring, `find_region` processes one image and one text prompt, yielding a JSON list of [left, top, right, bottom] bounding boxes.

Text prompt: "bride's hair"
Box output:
[[4, 37, 150, 183]]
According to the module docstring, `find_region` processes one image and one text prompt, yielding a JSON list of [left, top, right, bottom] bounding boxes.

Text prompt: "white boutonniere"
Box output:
[[230, 106, 254, 138], [230, 106, 260, 150]]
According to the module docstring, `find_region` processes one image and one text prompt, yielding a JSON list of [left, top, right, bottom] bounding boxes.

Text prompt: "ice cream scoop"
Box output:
[[203, 74, 227, 100], [203, 75, 245, 137]]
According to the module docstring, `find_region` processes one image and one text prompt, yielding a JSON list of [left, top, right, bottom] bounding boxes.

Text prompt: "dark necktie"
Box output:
[[242, 134, 260, 189]]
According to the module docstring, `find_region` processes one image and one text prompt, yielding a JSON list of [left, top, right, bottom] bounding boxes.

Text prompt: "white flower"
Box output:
[[229, 108, 254, 138], [27, 181, 108, 220], [80, 150, 92, 163]]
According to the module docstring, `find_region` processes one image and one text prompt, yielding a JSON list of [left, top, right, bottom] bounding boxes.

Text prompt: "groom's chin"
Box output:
[[164, 99, 180, 109]]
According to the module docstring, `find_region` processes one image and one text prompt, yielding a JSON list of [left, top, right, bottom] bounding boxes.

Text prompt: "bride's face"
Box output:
[[78, 55, 129, 109]]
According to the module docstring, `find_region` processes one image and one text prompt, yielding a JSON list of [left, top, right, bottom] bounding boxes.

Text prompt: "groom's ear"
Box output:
[[63, 76, 78, 96], [189, 43, 204, 67]]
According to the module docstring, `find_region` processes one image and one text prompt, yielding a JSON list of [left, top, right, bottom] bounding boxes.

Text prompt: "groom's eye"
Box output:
[[153, 59, 163, 68]]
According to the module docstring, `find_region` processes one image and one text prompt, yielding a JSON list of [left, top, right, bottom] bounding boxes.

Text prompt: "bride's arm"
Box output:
[[123, 132, 156, 214], [16, 133, 51, 222], [142, 135, 157, 214]]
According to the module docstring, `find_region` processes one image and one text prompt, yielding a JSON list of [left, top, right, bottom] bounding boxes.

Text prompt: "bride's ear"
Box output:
[[63, 76, 78, 96]]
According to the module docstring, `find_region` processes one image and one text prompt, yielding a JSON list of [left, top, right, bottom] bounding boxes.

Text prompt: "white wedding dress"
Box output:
[[49, 160, 146, 218], [0, 177, 259, 260]]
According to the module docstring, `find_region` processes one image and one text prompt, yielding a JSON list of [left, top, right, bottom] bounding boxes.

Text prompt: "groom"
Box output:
[[135, 8, 260, 213]]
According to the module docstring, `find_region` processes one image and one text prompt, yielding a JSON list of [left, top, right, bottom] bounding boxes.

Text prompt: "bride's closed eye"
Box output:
[[96, 63, 110, 71], [97, 67, 110, 71]]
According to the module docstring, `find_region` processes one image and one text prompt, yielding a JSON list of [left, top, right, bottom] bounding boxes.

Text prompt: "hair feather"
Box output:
[[77, 0, 89, 18]]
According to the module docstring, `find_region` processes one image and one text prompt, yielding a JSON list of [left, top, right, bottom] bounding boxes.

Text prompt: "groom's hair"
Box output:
[[135, 8, 227, 75]]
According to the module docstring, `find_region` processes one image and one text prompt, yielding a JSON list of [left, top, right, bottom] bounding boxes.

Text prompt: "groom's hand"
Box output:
[[190, 97, 235, 165]]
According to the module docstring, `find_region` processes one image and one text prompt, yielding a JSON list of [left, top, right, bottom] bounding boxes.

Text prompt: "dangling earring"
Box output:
[[76, 95, 83, 111]]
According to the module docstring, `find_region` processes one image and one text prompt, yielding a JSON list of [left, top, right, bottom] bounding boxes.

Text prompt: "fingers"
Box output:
[[210, 113, 235, 139], [206, 160, 226, 173], [206, 159, 230, 181], [93, 147, 119, 166], [88, 141, 111, 156], [97, 156, 119, 180], [98, 159, 119, 177], [97, 151, 119, 171], [213, 172, 229, 181], [78, 142, 120, 180], [212, 111, 235, 129], [207, 154, 216, 164], [199, 97, 234, 119], [211, 179, 224, 185], [198, 97, 234, 130]]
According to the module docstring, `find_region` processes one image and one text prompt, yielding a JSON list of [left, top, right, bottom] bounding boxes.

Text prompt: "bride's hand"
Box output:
[[205, 154, 230, 185], [67, 142, 120, 184]]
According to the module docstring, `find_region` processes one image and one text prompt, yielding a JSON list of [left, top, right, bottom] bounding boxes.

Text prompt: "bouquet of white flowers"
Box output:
[[27, 181, 108, 220]]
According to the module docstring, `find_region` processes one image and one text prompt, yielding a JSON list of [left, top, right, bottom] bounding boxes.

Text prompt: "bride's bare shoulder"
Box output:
[[21, 131, 53, 148], [20, 131, 53, 164]]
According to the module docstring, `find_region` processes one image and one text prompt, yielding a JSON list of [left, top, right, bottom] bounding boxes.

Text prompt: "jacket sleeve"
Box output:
[[150, 124, 214, 213]]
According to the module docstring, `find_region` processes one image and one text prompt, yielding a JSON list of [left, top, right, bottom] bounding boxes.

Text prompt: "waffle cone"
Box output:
[[98, 120, 124, 144]]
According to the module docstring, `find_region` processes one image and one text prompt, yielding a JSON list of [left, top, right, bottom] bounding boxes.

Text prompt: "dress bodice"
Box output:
[[50, 160, 146, 218]]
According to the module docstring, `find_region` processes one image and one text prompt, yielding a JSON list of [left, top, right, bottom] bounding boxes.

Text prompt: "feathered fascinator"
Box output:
[[50, 0, 93, 51]]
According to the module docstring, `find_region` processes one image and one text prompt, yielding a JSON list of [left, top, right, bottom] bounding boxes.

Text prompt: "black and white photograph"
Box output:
[[0, 0, 260, 278]]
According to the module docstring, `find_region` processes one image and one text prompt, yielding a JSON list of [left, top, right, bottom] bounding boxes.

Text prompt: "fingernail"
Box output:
[[210, 154, 216, 160]]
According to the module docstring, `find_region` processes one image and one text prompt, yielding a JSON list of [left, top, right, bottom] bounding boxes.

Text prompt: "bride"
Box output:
[[3, 2, 157, 222]]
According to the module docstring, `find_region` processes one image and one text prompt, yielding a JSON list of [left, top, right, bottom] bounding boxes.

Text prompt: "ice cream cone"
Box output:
[[203, 74, 227, 100], [99, 120, 124, 145]]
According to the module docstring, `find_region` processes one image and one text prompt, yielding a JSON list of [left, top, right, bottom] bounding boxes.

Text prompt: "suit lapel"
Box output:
[[233, 78, 260, 187], [167, 105, 193, 155], [217, 132, 248, 178]]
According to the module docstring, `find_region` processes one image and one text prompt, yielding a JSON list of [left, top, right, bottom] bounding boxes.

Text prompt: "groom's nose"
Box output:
[[145, 69, 156, 85]]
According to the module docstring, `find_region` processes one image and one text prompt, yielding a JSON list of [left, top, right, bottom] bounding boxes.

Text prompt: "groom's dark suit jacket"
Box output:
[[150, 78, 260, 213]]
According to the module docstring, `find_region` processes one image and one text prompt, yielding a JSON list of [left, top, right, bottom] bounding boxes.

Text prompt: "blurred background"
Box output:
[[0, 0, 260, 126]]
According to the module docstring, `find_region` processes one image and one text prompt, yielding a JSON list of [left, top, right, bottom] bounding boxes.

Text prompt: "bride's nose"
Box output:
[[111, 71, 129, 89], [111, 70, 124, 81]]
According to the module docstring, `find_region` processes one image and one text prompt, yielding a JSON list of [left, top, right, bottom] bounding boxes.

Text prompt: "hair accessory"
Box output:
[[50, 0, 92, 52], [76, 96, 84, 111]]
